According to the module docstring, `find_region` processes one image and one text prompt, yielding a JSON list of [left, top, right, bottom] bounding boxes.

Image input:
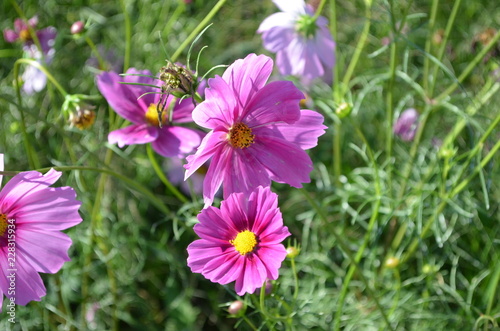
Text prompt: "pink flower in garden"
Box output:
[[0, 155, 82, 311], [97, 68, 205, 158], [393, 108, 419, 141], [4, 16, 57, 94], [257, 0, 335, 84], [184, 53, 326, 206], [187, 186, 290, 295]]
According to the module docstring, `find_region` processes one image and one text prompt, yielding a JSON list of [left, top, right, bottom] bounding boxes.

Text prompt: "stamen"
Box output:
[[228, 123, 255, 149], [230, 230, 258, 255]]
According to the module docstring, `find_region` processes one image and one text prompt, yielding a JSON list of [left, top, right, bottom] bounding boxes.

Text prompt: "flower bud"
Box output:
[[385, 257, 399, 269], [336, 102, 352, 119], [69, 105, 96, 130], [228, 300, 244, 315], [393, 108, 419, 141], [286, 246, 300, 259], [71, 21, 85, 35]]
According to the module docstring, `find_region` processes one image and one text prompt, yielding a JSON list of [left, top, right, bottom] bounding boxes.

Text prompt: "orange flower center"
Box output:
[[145, 104, 166, 127], [19, 29, 32, 42], [230, 230, 258, 255], [0, 214, 8, 237], [228, 123, 255, 149]]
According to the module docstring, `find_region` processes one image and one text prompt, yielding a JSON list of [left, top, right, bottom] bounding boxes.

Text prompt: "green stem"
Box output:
[[422, 0, 439, 94], [146, 144, 188, 203], [171, 0, 228, 62], [340, 1, 372, 97], [14, 58, 68, 96], [429, 0, 461, 97], [300, 189, 394, 331], [312, 0, 328, 21], [85, 36, 107, 71], [120, 0, 132, 71], [290, 257, 299, 301], [330, 0, 342, 184], [334, 126, 382, 330]]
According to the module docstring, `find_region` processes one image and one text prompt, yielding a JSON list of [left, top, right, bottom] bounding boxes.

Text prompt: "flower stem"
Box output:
[[300, 188, 394, 330], [85, 36, 108, 71], [422, 0, 439, 94], [146, 144, 188, 203], [171, 0, 228, 62], [120, 0, 132, 71]]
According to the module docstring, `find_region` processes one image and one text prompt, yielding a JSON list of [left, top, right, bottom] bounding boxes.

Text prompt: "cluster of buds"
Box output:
[[156, 61, 196, 127]]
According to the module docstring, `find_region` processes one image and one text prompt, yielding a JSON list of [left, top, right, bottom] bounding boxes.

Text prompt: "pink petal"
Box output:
[[221, 149, 271, 199], [202, 251, 244, 284], [243, 80, 303, 126], [234, 255, 268, 295], [260, 27, 295, 53], [108, 124, 158, 147], [194, 207, 237, 243], [12, 186, 82, 230], [3, 29, 19, 43], [302, 40, 325, 80], [0, 248, 46, 306], [315, 26, 336, 69], [184, 129, 227, 180], [219, 191, 250, 231], [96, 71, 149, 124], [15, 229, 72, 273], [187, 239, 229, 273], [202, 144, 233, 207], [222, 54, 273, 110], [0, 169, 61, 215], [151, 126, 203, 158], [192, 76, 236, 129], [249, 136, 313, 187], [264, 109, 327, 150], [255, 245, 288, 280]]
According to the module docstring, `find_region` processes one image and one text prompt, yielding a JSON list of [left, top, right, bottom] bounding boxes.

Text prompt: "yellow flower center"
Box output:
[[19, 29, 32, 42], [145, 104, 166, 127], [228, 123, 255, 149], [230, 230, 258, 255], [0, 214, 8, 237]]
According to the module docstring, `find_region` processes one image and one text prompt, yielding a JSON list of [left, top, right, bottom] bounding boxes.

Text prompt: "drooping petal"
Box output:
[[249, 135, 313, 187], [222, 54, 273, 111], [192, 76, 237, 129], [151, 126, 203, 158], [184, 129, 227, 180], [108, 124, 158, 148], [243, 80, 303, 126], [263, 109, 327, 150], [202, 144, 233, 207]]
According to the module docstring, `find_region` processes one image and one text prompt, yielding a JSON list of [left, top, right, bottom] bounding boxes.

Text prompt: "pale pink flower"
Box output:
[[257, 0, 335, 84], [187, 186, 290, 295], [394, 108, 419, 141], [0, 155, 82, 311]]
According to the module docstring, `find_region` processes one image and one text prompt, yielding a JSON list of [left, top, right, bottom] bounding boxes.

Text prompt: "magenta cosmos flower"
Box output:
[[0, 155, 82, 311], [97, 68, 204, 158], [184, 53, 326, 206], [187, 186, 290, 295], [257, 0, 335, 84]]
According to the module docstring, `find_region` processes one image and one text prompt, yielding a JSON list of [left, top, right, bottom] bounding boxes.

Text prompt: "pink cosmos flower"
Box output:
[[393, 108, 419, 141], [97, 68, 205, 158], [257, 0, 335, 84], [4, 16, 57, 94], [184, 53, 326, 206], [187, 186, 290, 295], [0, 155, 82, 311]]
